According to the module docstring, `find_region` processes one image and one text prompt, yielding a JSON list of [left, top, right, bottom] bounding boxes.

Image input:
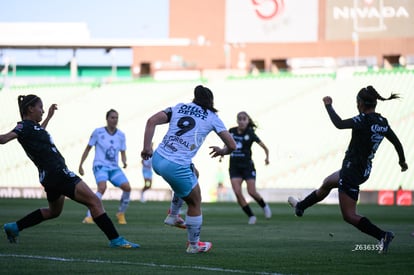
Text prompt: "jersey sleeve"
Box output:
[[163, 107, 173, 122], [212, 115, 227, 134], [12, 122, 25, 137], [325, 105, 355, 129], [88, 128, 99, 146], [385, 127, 406, 163]]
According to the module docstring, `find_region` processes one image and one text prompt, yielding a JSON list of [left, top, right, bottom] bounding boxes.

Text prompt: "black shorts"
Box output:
[[40, 167, 82, 202], [339, 164, 369, 201], [229, 164, 256, 180]]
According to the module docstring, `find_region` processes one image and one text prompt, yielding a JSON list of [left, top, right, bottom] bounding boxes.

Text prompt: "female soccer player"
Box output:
[[228, 111, 271, 224], [288, 86, 408, 254], [1, 95, 139, 248], [79, 109, 132, 224], [141, 85, 236, 253]]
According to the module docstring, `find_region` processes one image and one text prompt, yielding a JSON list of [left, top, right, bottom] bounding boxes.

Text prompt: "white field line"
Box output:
[[0, 253, 285, 275]]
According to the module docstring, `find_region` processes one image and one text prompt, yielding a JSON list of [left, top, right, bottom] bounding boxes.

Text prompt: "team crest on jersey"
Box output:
[[244, 134, 250, 141]]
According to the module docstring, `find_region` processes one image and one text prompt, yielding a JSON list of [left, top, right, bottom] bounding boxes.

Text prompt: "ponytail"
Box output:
[[357, 86, 400, 107]]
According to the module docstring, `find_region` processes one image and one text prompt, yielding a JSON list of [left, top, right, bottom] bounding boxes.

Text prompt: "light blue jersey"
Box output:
[[155, 102, 227, 165], [152, 102, 227, 198], [88, 127, 126, 168]]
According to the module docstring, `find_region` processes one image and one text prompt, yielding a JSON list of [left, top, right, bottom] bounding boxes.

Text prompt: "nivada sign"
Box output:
[[326, 0, 414, 40]]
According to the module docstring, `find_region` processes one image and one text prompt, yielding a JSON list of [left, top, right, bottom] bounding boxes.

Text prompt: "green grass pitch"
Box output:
[[0, 198, 413, 274]]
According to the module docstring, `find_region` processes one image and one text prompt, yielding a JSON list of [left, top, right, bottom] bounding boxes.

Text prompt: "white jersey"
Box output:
[[155, 102, 227, 165], [88, 127, 126, 168]]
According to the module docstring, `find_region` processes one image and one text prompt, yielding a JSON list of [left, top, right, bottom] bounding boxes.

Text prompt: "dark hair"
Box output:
[[106, 109, 118, 119], [192, 85, 218, 112], [237, 111, 257, 130], [17, 94, 41, 119], [357, 85, 400, 107]]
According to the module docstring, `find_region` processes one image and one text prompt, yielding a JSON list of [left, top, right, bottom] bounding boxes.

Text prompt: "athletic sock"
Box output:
[[118, 191, 130, 213], [169, 193, 184, 215], [16, 209, 44, 231], [297, 190, 320, 210], [93, 212, 119, 240], [86, 192, 103, 217], [356, 217, 385, 240], [185, 215, 202, 245], [255, 198, 266, 208], [242, 204, 254, 217]]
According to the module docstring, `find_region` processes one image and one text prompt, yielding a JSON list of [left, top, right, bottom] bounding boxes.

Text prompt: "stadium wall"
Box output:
[[132, 0, 414, 77]]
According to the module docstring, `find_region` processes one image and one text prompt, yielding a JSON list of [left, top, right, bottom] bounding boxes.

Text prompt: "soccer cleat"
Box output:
[[378, 231, 395, 254], [248, 216, 257, 225], [116, 212, 127, 225], [186, 241, 212, 254], [288, 196, 304, 217], [82, 216, 94, 224], [4, 222, 19, 243], [164, 214, 186, 229], [109, 236, 140, 248], [264, 204, 272, 219]]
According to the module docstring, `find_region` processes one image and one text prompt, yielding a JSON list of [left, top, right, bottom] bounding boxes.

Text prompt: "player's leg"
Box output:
[[231, 177, 256, 224], [289, 170, 339, 217], [183, 184, 211, 253], [246, 178, 272, 219], [164, 192, 186, 229], [110, 168, 130, 224], [74, 180, 139, 248], [4, 194, 65, 243], [339, 187, 393, 254]]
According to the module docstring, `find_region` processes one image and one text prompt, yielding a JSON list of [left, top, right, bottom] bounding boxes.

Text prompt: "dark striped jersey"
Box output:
[[229, 127, 261, 168], [12, 120, 66, 172], [325, 105, 405, 176]]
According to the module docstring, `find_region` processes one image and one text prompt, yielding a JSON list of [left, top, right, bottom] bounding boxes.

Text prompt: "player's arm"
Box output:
[[141, 111, 169, 160], [121, 150, 127, 168], [257, 141, 270, 165], [385, 128, 408, 172], [0, 131, 18, 144], [209, 130, 237, 158], [323, 96, 354, 129], [41, 104, 58, 129], [78, 145, 92, 175]]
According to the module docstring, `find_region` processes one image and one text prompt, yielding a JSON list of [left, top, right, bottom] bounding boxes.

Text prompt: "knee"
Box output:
[[121, 184, 131, 192]]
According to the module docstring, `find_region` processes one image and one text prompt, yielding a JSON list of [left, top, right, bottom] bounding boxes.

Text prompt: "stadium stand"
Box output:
[[1, 70, 413, 201]]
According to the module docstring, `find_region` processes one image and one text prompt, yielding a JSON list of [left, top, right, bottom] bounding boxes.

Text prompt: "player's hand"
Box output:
[[78, 166, 84, 176], [209, 146, 224, 158], [123, 162, 127, 169], [141, 149, 153, 160], [264, 158, 269, 165], [400, 161, 408, 172], [322, 96, 332, 105], [47, 104, 58, 118]]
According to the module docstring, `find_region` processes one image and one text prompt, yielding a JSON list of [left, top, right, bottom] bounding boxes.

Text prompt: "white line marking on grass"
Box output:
[[0, 253, 284, 275]]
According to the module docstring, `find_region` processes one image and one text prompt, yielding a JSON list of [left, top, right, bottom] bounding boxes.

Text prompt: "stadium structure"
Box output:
[[0, 0, 413, 205]]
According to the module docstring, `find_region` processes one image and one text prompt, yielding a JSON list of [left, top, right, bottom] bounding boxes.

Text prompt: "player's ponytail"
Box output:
[[193, 85, 218, 113], [357, 86, 400, 107], [17, 94, 40, 119]]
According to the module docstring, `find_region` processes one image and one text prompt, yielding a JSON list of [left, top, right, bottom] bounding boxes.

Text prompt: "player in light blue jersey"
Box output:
[[141, 85, 236, 253], [79, 109, 132, 225]]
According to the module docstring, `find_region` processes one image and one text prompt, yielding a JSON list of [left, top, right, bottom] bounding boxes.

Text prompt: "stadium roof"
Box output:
[[0, 22, 191, 50]]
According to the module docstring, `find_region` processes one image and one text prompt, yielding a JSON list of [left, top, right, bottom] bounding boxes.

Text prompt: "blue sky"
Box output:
[[1, 0, 169, 65]]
